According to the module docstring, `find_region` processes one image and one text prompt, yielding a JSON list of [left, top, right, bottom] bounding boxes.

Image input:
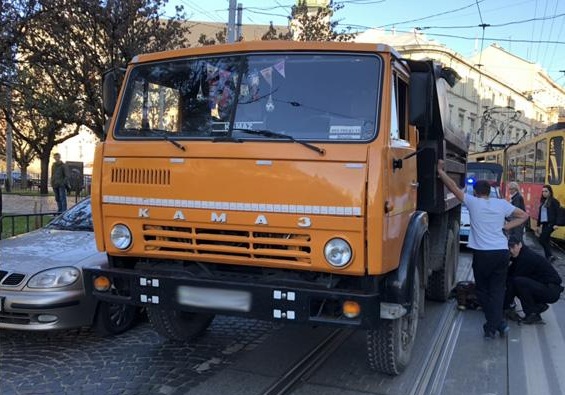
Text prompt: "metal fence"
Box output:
[[0, 212, 58, 240]]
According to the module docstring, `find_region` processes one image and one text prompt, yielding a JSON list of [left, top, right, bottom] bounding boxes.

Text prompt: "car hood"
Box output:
[[0, 229, 103, 274]]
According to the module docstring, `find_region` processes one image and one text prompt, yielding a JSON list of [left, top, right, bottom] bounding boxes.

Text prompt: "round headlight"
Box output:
[[27, 267, 80, 288], [324, 238, 352, 267], [110, 224, 132, 250]]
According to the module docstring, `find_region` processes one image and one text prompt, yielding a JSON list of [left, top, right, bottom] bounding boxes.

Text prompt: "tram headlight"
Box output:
[[110, 224, 132, 250], [324, 238, 352, 267]]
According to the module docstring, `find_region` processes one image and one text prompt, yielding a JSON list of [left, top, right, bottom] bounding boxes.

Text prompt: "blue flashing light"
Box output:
[[466, 177, 475, 185]]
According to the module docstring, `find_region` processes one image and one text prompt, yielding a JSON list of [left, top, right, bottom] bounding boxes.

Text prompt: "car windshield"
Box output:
[[45, 198, 93, 231], [114, 52, 381, 142]]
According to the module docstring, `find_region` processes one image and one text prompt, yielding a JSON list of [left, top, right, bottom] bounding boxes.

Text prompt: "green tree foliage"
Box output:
[[291, 0, 356, 42], [40, 0, 191, 139], [3, 0, 190, 193]]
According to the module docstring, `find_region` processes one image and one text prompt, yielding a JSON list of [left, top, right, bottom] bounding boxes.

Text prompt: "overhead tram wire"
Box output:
[[534, 0, 551, 64], [374, 28, 565, 45], [541, 0, 560, 67], [547, 10, 565, 73], [414, 12, 565, 30], [377, 0, 485, 29], [180, 0, 225, 23], [528, 0, 539, 59]]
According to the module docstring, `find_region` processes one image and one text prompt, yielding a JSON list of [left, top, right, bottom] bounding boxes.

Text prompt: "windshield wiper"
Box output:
[[233, 128, 325, 156], [161, 134, 186, 151], [123, 128, 187, 152]]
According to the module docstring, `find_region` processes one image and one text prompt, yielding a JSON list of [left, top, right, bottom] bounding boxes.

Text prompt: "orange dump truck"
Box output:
[[85, 41, 467, 375]]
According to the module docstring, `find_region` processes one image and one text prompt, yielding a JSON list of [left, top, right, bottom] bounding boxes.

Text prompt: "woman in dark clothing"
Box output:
[[508, 182, 526, 241], [536, 184, 560, 262]]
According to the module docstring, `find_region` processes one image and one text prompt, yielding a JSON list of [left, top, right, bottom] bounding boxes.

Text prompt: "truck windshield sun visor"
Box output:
[[113, 53, 382, 143]]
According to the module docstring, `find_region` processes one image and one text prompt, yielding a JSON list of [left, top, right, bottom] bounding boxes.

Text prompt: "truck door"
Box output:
[[383, 70, 417, 265]]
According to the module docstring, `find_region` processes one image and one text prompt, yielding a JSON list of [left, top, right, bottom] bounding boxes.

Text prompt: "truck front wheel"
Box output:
[[147, 308, 215, 342], [367, 266, 422, 375]]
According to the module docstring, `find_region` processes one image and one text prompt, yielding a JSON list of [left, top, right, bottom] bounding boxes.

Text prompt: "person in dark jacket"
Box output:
[[50, 153, 69, 214], [507, 182, 526, 242], [504, 238, 564, 324], [536, 184, 560, 262]]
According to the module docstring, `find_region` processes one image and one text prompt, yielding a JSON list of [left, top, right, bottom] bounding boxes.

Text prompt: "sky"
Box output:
[[163, 0, 565, 85]]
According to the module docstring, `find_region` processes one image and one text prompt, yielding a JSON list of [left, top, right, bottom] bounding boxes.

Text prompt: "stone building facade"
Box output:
[[355, 30, 565, 153]]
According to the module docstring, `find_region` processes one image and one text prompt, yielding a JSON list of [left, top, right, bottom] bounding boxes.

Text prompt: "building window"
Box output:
[[458, 112, 465, 129]]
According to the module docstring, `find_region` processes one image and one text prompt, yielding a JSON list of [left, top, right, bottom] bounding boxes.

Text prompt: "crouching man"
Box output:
[[505, 237, 564, 324]]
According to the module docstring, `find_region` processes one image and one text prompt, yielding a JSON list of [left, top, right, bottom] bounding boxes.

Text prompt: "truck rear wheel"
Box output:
[[367, 267, 421, 375], [426, 226, 458, 301], [147, 308, 215, 342]]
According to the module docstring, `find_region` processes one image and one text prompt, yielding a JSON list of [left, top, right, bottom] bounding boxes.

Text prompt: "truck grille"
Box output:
[[142, 225, 311, 264], [111, 168, 170, 185]]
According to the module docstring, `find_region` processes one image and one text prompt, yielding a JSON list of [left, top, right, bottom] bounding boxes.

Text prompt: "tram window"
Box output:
[[548, 137, 563, 185], [534, 140, 547, 183], [517, 156, 525, 183], [525, 144, 535, 182], [508, 157, 517, 181]]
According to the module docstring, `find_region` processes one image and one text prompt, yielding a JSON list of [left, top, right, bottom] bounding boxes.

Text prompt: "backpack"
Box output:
[[453, 281, 481, 310]]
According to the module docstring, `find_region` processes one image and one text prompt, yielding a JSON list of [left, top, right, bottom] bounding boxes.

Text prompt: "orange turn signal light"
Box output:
[[93, 276, 111, 292], [343, 300, 361, 318]]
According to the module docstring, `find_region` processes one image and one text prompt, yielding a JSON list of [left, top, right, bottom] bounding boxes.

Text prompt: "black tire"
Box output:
[[94, 302, 137, 336], [147, 308, 215, 342], [367, 267, 422, 375], [426, 227, 458, 302]]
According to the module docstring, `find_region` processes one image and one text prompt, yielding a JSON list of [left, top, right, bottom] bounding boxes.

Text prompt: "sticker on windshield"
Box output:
[[329, 125, 362, 140]]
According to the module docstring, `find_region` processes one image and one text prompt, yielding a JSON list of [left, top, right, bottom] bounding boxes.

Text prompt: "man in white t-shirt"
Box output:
[[437, 160, 529, 338]]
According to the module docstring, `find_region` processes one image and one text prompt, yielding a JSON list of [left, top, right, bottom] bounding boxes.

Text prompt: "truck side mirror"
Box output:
[[102, 71, 118, 117], [102, 68, 125, 117]]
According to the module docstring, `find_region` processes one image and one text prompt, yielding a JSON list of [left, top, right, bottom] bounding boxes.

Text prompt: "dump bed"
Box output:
[[406, 59, 468, 213]]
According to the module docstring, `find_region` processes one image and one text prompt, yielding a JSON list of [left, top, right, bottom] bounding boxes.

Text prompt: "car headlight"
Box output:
[[27, 267, 80, 288], [110, 224, 132, 250], [324, 238, 352, 267]]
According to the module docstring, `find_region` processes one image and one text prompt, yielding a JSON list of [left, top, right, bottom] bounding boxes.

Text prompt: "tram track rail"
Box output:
[[261, 328, 353, 395], [260, 259, 474, 395]]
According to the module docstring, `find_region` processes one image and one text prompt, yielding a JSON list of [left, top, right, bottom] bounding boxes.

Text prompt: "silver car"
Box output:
[[0, 198, 136, 334]]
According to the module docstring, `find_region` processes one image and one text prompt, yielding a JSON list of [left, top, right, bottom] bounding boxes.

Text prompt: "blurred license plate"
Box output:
[[176, 286, 251, 312]]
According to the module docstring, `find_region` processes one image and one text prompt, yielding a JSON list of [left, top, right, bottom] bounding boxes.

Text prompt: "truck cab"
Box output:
[[86, 41, 467, 375]]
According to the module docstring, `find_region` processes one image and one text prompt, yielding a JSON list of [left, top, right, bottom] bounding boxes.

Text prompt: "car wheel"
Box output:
[[94, 302, 137, 336]]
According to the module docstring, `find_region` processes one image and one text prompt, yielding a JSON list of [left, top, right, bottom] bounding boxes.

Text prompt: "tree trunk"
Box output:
[[40, 153, 51, 195]]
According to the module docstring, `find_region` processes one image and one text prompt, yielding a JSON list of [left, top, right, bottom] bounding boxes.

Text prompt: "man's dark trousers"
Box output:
[[472, 249, 509, 333], [512, 277, 562, 315]]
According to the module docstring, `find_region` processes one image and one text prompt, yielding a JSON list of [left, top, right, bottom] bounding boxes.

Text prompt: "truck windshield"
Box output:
[[114, 52, 381, 142]]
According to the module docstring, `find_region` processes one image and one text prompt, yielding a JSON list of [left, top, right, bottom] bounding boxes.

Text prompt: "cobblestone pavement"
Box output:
[[0, 316, 278, 395]]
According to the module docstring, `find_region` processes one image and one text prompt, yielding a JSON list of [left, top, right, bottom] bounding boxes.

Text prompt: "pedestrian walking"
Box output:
[[51, 153, 69, 214], [536, 184, 560, 262], [437, 160, 529, 339], [507, 182, 526, 242], [505, 238, 564, 324]]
